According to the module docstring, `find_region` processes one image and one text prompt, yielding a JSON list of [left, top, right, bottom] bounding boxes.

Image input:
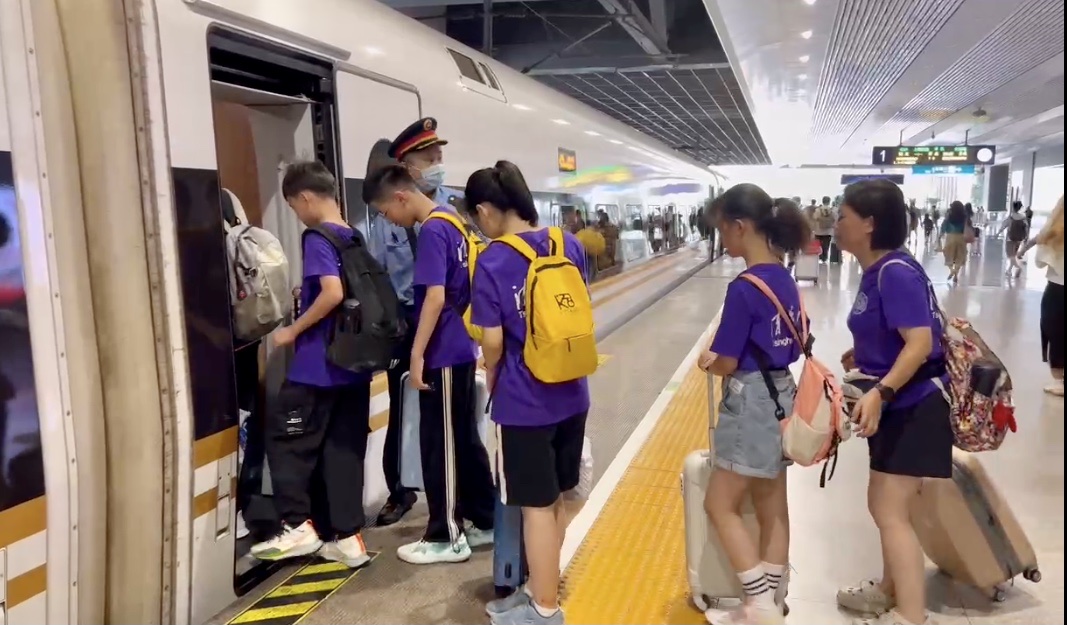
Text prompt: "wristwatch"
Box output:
[[875, 382, 896, 402]]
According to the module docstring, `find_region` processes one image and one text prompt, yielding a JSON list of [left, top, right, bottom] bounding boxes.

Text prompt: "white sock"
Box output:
[[737, 565, 775, 608], [763, 563, 789, 601], [532, 601, 559, 618]]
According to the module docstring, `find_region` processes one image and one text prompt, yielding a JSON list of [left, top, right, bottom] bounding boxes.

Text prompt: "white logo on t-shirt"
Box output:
[[513, 283, 526, 318], [851, 292, 868, 316]]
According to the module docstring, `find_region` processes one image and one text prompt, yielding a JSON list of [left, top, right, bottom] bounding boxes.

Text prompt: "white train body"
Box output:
[[0, 1, 721, 624]]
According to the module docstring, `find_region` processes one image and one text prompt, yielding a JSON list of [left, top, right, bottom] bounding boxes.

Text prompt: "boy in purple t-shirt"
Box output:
[[363, 164, 495, 565], [250, 162, 371, 570]]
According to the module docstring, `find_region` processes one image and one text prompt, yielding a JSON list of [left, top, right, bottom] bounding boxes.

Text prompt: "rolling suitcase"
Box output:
[[492, 493, 527, 596], [793, 240, 821, 283], [681, 372, 786, 613], [911, 448, 1041, 601], [399, 370, 490, 490]]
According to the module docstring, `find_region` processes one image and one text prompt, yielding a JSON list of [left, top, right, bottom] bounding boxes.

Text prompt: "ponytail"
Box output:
[[718, 184, 811, 255], [464, 160, 539, 225]]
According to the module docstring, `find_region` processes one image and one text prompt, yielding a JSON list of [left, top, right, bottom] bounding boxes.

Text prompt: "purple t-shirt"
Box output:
[[847, 251, 946, 409], [287, 223, 370, 387], [711, 263, 803, 371], [413, 207, 478, 369], [471, 229, 591, 427]]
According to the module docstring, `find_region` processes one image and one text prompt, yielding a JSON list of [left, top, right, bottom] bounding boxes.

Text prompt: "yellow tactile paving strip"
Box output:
[[562, 364, 716, 624]]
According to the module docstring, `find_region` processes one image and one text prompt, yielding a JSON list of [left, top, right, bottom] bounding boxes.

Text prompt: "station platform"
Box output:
[[215, 235, 1063, 625]]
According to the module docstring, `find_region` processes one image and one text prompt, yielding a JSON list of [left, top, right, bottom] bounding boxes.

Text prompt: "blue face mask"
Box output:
[[416, 163, 446, 192]]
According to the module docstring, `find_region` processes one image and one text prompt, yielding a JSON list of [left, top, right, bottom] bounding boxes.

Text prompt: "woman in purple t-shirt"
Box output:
[[465, 161, 590, 625], [833, 180, 952, 625], [697, 185, 810, 625]]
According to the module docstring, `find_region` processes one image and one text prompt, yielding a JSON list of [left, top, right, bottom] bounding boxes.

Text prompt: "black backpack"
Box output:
[[304, 226, 405, 373], [1007, 217, 1028, 242]]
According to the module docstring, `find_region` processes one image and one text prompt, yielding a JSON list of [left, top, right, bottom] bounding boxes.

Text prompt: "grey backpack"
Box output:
[[222, 190, 291, 341]]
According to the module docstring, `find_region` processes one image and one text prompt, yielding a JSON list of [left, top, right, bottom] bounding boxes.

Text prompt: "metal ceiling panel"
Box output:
[[535, 67, 771, 164], [811, 0, 967, 141]]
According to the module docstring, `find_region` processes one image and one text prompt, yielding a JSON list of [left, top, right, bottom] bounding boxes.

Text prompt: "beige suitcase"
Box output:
[[911, 448, 1041, 601], [681, 373, 788, 613]]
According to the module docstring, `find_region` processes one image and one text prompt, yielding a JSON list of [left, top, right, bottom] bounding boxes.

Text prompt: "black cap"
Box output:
[[388, 117, 449, 160]]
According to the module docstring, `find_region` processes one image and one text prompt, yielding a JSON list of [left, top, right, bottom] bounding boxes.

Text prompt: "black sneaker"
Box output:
[[376, 493, 416, 526]]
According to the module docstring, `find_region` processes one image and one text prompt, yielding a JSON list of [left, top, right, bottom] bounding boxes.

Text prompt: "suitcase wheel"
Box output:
[[991, 587, 1007, 603], [1024, 568, 1042, 583]]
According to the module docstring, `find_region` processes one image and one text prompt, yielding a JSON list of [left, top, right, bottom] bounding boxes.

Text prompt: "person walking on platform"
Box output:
[[1018, 195, 1064, 396], [251, 161, 372, 569], [698, 183, 811, 625], [465, 161, 594, 625], [833, 179, 952, 625], [811, 196, 837, 263], [364, 164, 496, 564], [365, 117, 465, 527], [938, 201, 970, 284]]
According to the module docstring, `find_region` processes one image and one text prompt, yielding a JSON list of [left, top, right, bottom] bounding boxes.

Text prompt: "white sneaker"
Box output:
[[837, 579, 895, 615], [235, 512, 250, 540], [319, 533, 371, 569], [250, 520, 322, 561], [397, 534, 471, 564], [466, 526, 495, 548], [1044, 381, 1064, 397]]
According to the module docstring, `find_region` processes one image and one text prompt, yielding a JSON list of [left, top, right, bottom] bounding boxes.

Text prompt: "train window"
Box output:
[[479, 62, 500, 91], [447, 48, 485, 84]]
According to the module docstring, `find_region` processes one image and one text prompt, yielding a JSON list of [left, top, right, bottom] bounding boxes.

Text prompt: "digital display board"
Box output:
[[558, 148, 577, 173], [841, 174, 905, 185], [871, 145, 995, 166], [912, 164, 976, 175]]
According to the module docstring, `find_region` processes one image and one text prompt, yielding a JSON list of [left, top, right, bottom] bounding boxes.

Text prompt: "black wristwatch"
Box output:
[[875, 382, 896, 402]]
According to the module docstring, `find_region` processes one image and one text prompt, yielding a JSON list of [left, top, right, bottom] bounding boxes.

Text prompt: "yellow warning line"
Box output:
[[296, 562, 349, 576], [230, 602, 318, 624], [562, 364, 717, 624], [267, 579, 346, 598]]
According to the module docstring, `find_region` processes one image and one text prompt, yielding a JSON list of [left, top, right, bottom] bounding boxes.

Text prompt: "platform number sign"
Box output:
[[872, 145, 996, 166]]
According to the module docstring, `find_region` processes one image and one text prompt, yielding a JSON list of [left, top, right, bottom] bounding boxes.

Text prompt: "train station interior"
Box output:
[[0, 0, 1063, 624]]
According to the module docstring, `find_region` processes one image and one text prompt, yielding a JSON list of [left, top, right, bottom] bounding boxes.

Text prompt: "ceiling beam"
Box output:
[[594, 0, 670, 56], [527, 61, 730, 76], [648, 0, 669, 42]]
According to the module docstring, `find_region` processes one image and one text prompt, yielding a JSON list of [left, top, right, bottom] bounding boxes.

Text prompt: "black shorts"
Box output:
[[497, 412, 588, 508], [868, 390, 952, 478]]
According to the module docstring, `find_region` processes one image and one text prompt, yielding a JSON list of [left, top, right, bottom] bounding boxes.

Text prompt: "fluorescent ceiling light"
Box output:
[[800, 30, 813, 39], [799, 55, 810, 62], [609, 139, 624, 145], [552, 118, 570, 125], [585, 130, 601, 136], [363, 46, 384, 56], [797, 73, 808, 79], [802, 0, 816, 5], [512, 103, 532, 111]]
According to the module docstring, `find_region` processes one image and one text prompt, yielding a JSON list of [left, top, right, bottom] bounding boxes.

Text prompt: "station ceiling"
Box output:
[[377, 0, 773, 165], [707, 0, 1065, 165]]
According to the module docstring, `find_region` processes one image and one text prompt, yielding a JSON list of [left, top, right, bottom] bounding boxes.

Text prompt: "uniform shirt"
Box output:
[[471, 229, 591, 427], [287, 222, 370, 387], [711, 263, 804, 372], [413, 206, 477, 369], [846, 251, 945, 409]]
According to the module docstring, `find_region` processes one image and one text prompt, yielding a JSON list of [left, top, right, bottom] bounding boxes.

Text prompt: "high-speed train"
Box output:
[[0, 0, 723, 623]]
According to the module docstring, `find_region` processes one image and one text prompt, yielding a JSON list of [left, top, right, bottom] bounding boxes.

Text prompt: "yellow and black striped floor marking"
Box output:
[[226, 554, 379, 625]]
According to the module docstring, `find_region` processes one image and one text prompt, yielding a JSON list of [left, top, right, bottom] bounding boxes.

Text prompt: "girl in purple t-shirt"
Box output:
[[697, 186, 811, 625], [465, 161, 590, 625], [833, 179, 952, 625]]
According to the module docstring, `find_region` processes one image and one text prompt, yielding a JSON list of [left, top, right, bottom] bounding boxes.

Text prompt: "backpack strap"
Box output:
[[547, 227, 565, 257], [404, 226, 418, 259], [738, 274, 810, 357], [303, 224, 358, 253], [425, 210, 469, 235], [496, 233, 538, 262], [876, 258, 946, 323]]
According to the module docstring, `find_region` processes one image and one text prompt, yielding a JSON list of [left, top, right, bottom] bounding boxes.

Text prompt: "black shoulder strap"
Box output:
[[405, 226, 418, 259], [304, 225, 355, 253], [746, 342, 786, 421]]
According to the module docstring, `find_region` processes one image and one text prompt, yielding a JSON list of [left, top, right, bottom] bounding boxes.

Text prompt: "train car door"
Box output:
[[0, 1, 85, 621]]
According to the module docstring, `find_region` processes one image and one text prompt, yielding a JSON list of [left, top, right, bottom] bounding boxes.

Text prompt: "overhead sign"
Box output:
[[841, 174, 905, 185], [912, 164, 976, 175], [871, 145, 996, 166], [558, 148, 577, 173]]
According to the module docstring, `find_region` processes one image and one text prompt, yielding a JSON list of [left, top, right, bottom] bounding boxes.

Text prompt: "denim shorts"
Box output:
[[713, 369, 796, 479]]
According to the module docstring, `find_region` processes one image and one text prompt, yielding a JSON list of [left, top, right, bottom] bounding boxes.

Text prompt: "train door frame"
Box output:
[[0, 0, 82, 622]]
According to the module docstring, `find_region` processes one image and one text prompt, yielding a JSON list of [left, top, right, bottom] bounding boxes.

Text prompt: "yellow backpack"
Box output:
[[496, 227, 598, 383], [425, 210, 484, 342]]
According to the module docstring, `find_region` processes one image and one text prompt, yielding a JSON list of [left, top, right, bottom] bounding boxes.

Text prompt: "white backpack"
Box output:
[[222, 190, 291, 341]]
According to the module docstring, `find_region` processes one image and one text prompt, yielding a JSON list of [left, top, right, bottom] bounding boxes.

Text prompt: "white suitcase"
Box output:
[[399, 369, 491, 491], [793, 253, 819, 283], [682, 373, 787, 613]]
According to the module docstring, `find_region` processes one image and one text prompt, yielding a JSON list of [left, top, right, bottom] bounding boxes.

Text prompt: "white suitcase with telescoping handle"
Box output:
[[680, 372, 789, 614]]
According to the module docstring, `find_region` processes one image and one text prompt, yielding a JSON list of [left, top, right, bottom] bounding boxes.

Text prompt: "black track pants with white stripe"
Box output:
[[418, 360, 496, 543]]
